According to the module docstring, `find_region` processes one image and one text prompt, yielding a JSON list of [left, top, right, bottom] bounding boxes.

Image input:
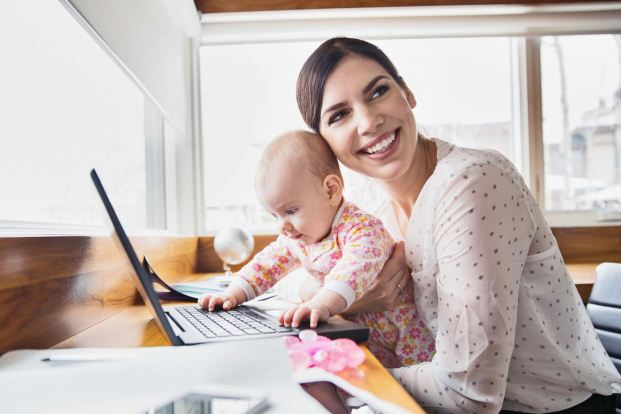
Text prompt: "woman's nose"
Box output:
[[356, 105, 384, 136]]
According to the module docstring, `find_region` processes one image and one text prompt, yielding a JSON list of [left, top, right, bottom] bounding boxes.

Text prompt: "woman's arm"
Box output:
[[343, 242, 412, 314], [392, 160, 536, 413]]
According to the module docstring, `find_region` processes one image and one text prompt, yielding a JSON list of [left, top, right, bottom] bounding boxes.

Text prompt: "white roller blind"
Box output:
[[61, 0, 200, 138]]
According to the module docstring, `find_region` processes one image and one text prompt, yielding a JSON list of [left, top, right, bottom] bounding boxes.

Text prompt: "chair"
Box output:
[[586, 262, 621, 413]]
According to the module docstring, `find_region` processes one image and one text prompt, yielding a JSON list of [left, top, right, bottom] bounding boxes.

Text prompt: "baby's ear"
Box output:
[[323, 174, 343, 207]]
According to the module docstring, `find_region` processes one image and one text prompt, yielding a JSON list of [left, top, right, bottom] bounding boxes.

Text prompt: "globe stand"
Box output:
[[222, 262, 234, 280]]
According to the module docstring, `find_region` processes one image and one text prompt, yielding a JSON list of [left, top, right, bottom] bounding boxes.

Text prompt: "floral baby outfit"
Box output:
[[231, 201, 435, 368]]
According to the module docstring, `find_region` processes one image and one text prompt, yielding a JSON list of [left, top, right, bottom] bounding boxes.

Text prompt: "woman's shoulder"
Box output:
[[432, 138, 518, 181]]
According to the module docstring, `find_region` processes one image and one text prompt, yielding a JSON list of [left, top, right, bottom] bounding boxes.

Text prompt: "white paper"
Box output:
[[0, 338, 327, 414]]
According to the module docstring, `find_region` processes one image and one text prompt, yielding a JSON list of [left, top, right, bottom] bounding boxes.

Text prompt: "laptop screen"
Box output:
[[90, 169, 182, 345]]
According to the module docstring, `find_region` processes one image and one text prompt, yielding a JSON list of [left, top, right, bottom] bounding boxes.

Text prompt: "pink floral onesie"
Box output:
[[231, 201, 435, 368]]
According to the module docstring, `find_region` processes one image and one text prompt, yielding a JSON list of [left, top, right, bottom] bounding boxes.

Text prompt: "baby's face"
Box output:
[[257, 166, 338, 245]]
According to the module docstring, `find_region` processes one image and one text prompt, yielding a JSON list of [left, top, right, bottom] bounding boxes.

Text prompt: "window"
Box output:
[[200, 38, 514, 233], [200, 42, 315, 233], [0, 0, 167, 231], [541, 34, 621, 213], [199, 6, 621, 232]]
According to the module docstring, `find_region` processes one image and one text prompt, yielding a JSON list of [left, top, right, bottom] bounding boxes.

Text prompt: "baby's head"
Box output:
[[256, 130, 344, 244]]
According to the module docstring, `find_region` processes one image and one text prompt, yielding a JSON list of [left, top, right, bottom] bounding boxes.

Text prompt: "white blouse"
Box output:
[[381, 139, 621, 413]]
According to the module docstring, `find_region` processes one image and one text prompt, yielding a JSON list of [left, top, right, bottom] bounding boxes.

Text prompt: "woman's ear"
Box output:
[[403, 85, 416, 109], [323, 174, 344, 207]]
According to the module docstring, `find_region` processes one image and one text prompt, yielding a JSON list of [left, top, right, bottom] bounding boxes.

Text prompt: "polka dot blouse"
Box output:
[[384, 139, 621, 413]]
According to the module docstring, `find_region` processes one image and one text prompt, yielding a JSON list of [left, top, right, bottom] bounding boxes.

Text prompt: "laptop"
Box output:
[[90, 169, 369, 346]]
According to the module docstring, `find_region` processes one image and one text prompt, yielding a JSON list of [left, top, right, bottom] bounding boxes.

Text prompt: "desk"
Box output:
[[52, 273, 425, 414]]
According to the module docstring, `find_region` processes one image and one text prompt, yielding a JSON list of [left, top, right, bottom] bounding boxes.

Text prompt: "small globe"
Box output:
[[213, 227, 254, 266]]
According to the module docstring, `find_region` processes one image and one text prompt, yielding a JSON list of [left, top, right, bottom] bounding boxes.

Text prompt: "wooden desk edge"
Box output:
[[566, 263, 597, 303], [54, 302, 424, 413]]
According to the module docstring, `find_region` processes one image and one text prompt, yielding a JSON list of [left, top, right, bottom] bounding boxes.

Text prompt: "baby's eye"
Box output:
[[285, 208, 298, 215], [371, 85, 389, 100]]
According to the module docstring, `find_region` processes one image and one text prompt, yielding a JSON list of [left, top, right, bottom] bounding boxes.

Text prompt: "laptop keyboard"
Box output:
[[178, 306, 293, 338]]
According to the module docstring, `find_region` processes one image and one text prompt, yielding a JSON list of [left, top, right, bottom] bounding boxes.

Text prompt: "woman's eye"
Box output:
[[285, 208, 298, 215], [371, 85, 389, 99], [328, 111, 346, 125]]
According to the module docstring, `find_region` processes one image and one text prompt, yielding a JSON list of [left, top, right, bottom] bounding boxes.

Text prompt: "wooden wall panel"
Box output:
[[195, 0, 606, 14], [0, 269, 134, 353], [552, 226, 621, 264], [0, 236, 199, 353], [0, 236, 198, 291]]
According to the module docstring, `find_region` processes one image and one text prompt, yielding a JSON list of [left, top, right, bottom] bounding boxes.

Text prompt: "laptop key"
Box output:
[[275, 326, 293, 332], [255, 325, 276, 333]]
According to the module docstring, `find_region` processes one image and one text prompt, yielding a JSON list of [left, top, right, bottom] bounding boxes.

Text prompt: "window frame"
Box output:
[[199, 3, 621, 229]]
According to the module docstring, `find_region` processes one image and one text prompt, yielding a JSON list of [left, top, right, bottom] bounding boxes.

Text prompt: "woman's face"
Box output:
[[318, 55, 418, 181]]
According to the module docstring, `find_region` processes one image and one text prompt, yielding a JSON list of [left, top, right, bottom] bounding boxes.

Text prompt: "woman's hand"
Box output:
[[344, 241, 412, 314]]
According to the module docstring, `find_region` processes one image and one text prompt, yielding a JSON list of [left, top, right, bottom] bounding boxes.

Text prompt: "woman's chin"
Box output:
[[357, 160, 409, 182]]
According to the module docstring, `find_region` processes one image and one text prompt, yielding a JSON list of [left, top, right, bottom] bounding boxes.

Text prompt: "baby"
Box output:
[[199, 130, 434, 367]]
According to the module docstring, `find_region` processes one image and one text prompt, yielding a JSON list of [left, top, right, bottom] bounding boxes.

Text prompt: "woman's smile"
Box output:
[[358, 128, 401, 161]]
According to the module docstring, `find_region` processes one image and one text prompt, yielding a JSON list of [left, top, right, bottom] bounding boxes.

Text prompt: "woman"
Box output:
[[296, 37, 620, 413]]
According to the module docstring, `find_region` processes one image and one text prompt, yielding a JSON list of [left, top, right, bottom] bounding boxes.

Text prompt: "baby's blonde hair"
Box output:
[[256, 130, 342, 189]]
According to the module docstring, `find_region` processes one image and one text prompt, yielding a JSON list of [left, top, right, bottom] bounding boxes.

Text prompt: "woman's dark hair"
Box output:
[[296, 37, 406, 132]]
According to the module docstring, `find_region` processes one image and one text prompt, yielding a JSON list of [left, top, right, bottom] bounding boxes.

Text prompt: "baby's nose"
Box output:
[[280, 220, 293, 234]]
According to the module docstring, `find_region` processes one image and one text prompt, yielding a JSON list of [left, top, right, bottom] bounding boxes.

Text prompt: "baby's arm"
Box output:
[[281, 213, 394, 328], [198, 235, 300, 311], [324, 217, 394, 304]]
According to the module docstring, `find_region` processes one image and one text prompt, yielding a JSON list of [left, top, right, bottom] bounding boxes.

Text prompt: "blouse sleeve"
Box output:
[[323, 217, 394, 308], [392, 161, 536, 413], [232, 236, 301, 300]]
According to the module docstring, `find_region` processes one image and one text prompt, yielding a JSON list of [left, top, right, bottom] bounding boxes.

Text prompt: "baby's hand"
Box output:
[[279, 303, 331, 329], [198, 292, 238, 311]]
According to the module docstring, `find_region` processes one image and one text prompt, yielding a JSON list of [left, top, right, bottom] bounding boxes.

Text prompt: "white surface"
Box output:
[[0, 338, 327, 414], [63, 0, 199, 137]]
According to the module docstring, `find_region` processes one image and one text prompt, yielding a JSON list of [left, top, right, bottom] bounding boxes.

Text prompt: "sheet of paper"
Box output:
[[0, 338, 327, 414]]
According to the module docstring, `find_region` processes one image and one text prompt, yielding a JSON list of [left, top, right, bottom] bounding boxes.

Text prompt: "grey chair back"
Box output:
[[587, 262, 621, 413]]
